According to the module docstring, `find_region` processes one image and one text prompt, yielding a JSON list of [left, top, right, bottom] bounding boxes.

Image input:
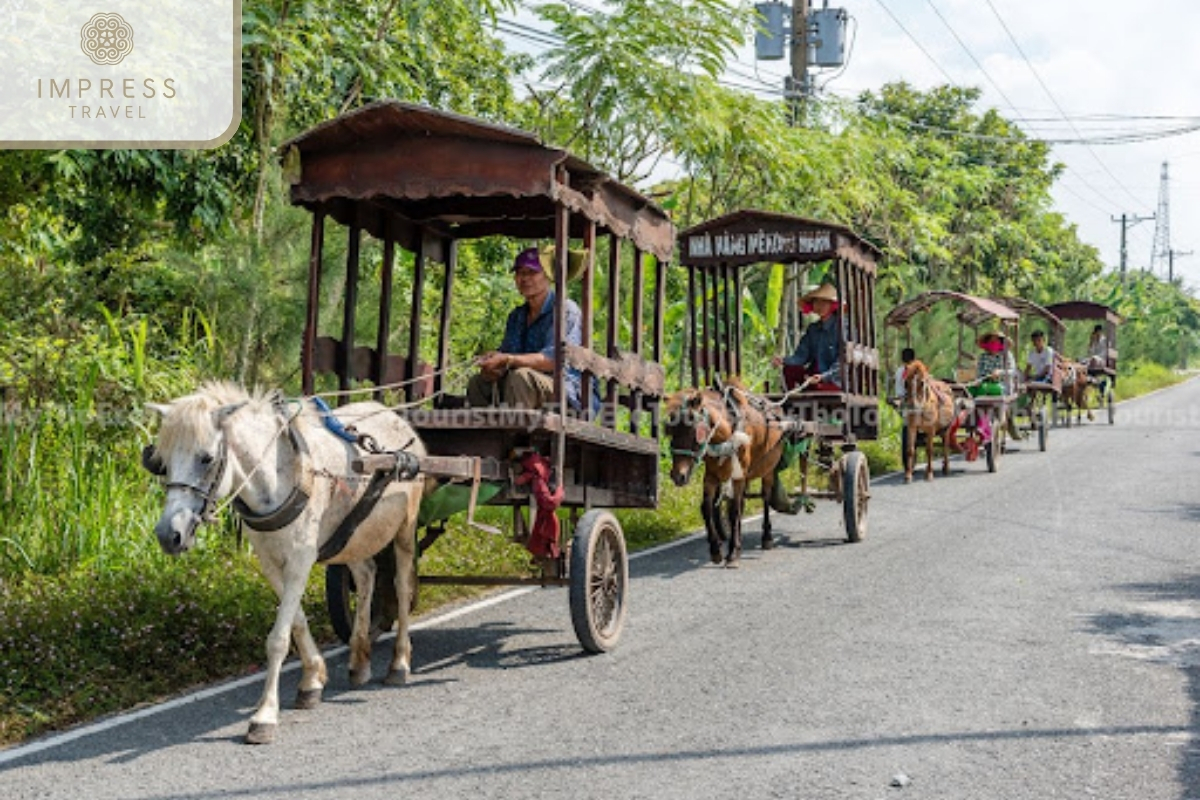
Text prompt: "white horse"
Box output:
[[143, 382, 426, 744]]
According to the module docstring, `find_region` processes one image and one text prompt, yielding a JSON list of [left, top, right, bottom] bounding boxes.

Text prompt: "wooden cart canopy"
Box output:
[[885, 290, 1019, 328], [677, 210, 881, 273], [280, 101, 675, 261], [992, 296, 1065, 336], [1043, 301, 1123, 326]]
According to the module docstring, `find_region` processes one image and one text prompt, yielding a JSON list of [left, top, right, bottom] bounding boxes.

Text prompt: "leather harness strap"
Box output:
[[234, 421, 314, 532]]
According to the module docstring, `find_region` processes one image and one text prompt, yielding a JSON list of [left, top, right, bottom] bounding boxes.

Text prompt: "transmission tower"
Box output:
[[1150, 161, 1172, 276]]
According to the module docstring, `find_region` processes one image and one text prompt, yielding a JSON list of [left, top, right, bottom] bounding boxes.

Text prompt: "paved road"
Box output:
[[5, 380, 1200, 799]]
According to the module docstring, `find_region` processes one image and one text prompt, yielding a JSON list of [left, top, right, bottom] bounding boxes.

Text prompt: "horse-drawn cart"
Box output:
[[283, 101, 675, 653], [993, 296, 1065, 450], [1045, 300, 1122, 425], [675, 210, 880, 546], [885, 291, 1020, 475]]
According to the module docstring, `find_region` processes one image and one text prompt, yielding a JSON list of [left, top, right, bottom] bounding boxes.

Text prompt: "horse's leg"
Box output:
[[903, 420, 915, 483], [760, 475, 774, 550], [924, 423, 935, 481], [700, 483, 722, 564], [345, 558, 376, 687], [254, 550, 327, 714], [942, 422, 952, 476], [246, 546, 318, 744], [725, 482, 744, 567], [386, 491, 421, 686]]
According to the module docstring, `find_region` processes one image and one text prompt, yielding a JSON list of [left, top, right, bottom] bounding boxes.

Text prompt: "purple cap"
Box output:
[[512, 247, 543, 272]]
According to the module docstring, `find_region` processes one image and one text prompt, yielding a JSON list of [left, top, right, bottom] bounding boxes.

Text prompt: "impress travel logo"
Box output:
[[1, 1, 240, 148]]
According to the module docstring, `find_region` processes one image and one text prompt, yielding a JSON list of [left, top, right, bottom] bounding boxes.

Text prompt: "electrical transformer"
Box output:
[[810, 7, 848, 67]]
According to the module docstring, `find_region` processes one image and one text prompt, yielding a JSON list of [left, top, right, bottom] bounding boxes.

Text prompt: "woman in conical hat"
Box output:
[[772, 282, 842, 390], [972, 326, 1016, 397]]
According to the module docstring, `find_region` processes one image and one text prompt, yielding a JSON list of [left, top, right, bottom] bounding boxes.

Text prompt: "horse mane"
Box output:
[[156, 381, 274, 455], [720, 375, 750, 411]]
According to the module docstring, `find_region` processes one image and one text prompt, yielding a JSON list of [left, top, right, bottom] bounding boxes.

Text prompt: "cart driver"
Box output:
[[1024, 329, 1055, 383], [771, 283, 843, 390], [971, 329, 1017, 397], [1084, 324, 1107, 369], [467, 247, 583, 410]]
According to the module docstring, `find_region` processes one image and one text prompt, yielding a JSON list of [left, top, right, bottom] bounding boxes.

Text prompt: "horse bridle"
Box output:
[[158, 435, 230, 524], [668, 403, 716, 461]]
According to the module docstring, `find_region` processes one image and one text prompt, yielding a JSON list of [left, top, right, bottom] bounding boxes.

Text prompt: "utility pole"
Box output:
[[788, 0, 810, 125], [1111, 212, 1154, 280], [1168, 249, 1194, 283]]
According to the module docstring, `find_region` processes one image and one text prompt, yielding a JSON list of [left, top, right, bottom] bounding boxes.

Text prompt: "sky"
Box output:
[[498, 0, 1200, 290]]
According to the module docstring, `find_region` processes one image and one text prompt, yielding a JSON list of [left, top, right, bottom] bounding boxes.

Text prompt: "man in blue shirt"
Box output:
[[771, 282, 843, 389], [467, 247, 584, 410]]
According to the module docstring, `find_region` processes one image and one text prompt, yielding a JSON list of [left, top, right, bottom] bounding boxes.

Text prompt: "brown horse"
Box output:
[[1058, 359, 1095, 425], [665, 381, 786, 567], [901, 360, 959, 483]]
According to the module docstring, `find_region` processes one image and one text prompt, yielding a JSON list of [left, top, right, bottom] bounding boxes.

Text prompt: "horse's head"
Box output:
[[663, 389, 718, 487], [143, 384, 250, 554], [902, 359, 929, 395]]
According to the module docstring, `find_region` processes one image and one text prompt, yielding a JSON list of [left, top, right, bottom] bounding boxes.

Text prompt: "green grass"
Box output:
[[1112, 360, 1190, 400]]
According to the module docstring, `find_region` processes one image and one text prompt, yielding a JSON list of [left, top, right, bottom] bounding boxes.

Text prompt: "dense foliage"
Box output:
[[1, 0, 1197, 744]]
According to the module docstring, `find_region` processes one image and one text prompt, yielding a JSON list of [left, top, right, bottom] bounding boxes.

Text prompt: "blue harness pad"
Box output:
[[310, 396, 359, 444]]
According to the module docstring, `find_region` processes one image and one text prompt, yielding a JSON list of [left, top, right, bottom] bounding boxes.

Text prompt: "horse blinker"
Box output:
[[141, 444, 167, 476]]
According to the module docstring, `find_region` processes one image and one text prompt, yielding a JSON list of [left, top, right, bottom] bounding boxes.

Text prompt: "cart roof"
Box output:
[[992, 296, 1065, 335], [280, 101, 675, 260], [1043, 301, 1123, 326], [677, 209, 880, 273], [885, 290, 1019, 328]]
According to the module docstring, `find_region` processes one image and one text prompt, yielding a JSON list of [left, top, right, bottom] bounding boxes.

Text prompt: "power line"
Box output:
[[871, 0, 958, 86], [982, 0, 1153, 215], [924, 0, 1025, 121]]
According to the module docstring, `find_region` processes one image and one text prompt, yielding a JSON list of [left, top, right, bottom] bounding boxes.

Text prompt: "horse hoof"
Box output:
[[724, 559, 740, 569], [762, 537, 775, 551], [710, 553, 723, 565], [384, 668, 409, 687], [924, 473, 933, 482], [245, 722, 277, 745], [904, 476, 912, 484], [349, 667, 372, 687], [294, 688, 322, 710]]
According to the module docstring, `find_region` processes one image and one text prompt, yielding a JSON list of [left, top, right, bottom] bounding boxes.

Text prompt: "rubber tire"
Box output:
[[1038, 407, 1048, 452], [569, 510, 629, 654], [841, 450, 869, 543], [324, 564, 356, 645], [324, 554, 398, 646]]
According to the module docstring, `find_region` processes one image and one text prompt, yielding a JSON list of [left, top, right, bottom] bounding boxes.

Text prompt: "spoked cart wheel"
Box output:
[[569, 510, 629, 653], [1037, 405, 1049, 452], [985, 410, 1002, 473], [840, 450, 869, 543], [325, 549, 402, 645]]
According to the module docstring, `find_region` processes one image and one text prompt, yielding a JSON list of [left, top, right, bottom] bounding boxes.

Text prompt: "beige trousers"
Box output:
[[466, 367, 555, 409]]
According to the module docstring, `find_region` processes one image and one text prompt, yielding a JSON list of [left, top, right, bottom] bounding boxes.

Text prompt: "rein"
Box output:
[[164, 436, 230, 523]]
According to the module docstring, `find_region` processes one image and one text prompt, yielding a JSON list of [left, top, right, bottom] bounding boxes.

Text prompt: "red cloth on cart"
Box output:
[[514, 451, 563, 559]]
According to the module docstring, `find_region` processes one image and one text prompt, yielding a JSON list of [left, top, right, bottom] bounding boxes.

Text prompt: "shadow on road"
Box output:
[[1083, 571, 1200, 798], [110, 723, 1192, 800]]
